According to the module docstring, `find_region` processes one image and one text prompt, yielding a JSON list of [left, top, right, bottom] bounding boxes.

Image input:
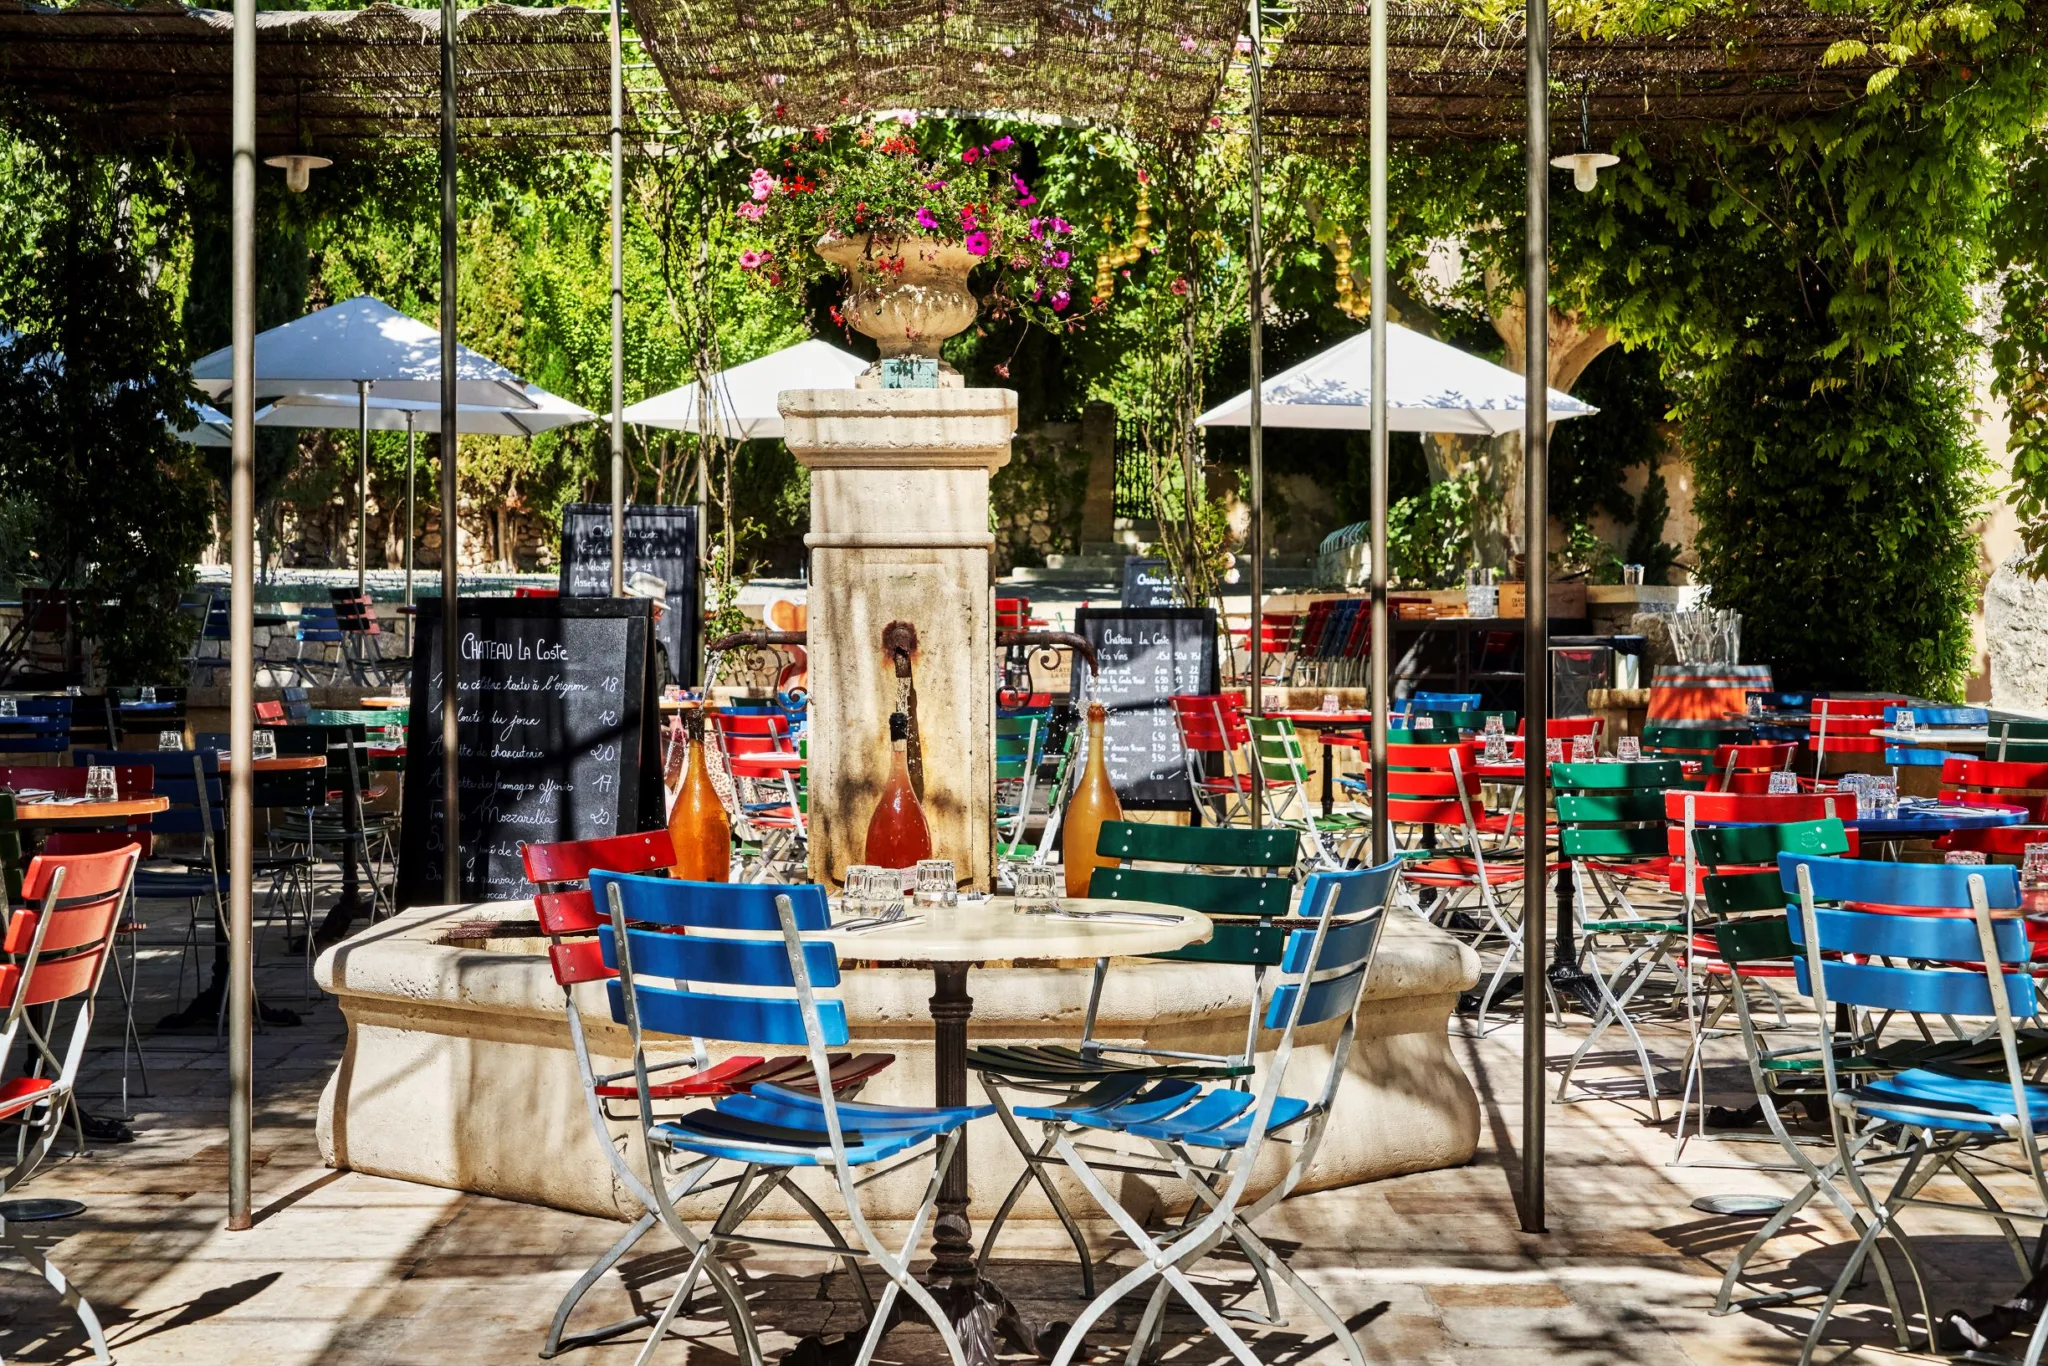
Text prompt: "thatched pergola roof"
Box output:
[[0, 0, 1901, 156]]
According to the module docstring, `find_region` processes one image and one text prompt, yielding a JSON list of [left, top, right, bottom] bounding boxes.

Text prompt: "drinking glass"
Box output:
[[64, 685, 80, 698], [1013, 864, 1061, 913], [0, 698, 14, 718], [1412, 715, 1435, 732], [158, 729, 182, 751], [841, 864, 886, 916], [1768, 770, 1800, 795], [251, 729, 278, 762], [1892, 708, 1917, 736], [1545, 737, 1565, 764], [2022, 843, 2048, 894], [1746, 693, 1764, 720], [1616, 736, 1642, 763], [1621, 564, 1646, 587], [1871, 775, 1899, 818], [1571, 734, 1596, 763], [140, 686, 157, 705], [914, 859, 958, 909], [1944, 850, 1988, 866], [1320, 692, 1341, 715], [1483, 713, 1505, 738], [85, 766, 117, 803], [1465, 584, 1499, 619], [1482, 733, 1510, 765]]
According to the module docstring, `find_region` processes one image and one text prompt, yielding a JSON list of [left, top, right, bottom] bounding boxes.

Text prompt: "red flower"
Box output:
[[829, 305, 845, 325]]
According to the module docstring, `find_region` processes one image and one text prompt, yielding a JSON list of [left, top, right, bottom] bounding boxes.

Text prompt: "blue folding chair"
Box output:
[[1780, 852, 2046, 1363], [1395, 690, 1481, 724], [293, 605, 346, 684], [1027, 860, 1403, 1366], [594, 872, 991, 1366], [1881, 705, 1987, 768], [0, 697, 72, 754]]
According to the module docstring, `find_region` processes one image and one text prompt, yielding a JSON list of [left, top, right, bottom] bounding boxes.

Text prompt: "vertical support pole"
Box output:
[[608, 0, 627, 597], [1520, 0, 1551, 1237], [356, 379, 370, 596], [1367, 0, 1390, 863], [439, 0, 461, 904], [404, 412, 416, 657], [1245, 0, 1267, 822], [225, 0, 256, 1233]]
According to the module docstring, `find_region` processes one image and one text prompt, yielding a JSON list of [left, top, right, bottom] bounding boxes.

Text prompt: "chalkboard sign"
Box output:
[[1070, 606, 1220, 811], [1121, 556, 1177, 609], [397, 597, 662, 908], [558, 503, 700, 687]]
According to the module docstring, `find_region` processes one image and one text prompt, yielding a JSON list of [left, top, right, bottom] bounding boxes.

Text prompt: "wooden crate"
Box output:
[[1497, 581, 1589, 620]]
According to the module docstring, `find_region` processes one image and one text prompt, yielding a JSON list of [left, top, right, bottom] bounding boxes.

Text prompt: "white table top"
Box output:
[[1872, 728, 1991, 747], [826, 897, 1210, 963]]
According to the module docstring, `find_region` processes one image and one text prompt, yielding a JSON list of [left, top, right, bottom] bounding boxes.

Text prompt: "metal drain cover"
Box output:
[[1692, 1194, 1786, 1217]]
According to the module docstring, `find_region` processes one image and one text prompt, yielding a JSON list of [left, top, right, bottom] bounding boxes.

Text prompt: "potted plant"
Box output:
[[734, 126, 1090, 366]]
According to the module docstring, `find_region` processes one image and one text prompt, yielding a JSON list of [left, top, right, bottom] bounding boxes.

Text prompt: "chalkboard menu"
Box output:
[[1070, 606, 1220, 811], [397, 598, 662, 908], [558, 503, 700, 687], [1121, 556, 1177, 609]]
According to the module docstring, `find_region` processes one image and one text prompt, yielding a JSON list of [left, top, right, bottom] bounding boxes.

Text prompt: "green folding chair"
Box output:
[[966, 820, 1298, 1304], [1245, 715, 1368, 867], [1988, 718, 2048, 763]]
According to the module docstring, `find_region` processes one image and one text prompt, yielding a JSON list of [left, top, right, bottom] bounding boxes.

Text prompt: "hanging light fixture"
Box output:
[[1549, 90, 1617, 192], [264, 153, 333, 192]]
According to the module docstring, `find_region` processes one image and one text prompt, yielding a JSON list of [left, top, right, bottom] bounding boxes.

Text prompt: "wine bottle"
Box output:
[[1061, 701, 1122, 897], [668, 707, 731, 882], [864, 711, 933, 869]]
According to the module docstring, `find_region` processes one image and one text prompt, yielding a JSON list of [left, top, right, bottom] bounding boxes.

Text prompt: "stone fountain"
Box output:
[[314, 236, 1483, 1227]]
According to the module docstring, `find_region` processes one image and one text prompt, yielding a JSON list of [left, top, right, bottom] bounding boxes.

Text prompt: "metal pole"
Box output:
[[1520, 0, 1551, 1237], [226, 0, 256, 1233], [439, 0, 461, 904], [1246, 0, 1266, 786], [404, 413, 416, 658], [608, 0, 626, 597], [1367, 0, 1390, 863], [356, 379, 370, 596]]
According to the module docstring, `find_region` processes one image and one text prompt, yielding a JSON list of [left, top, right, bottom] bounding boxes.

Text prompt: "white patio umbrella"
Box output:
[[190, 295, 543, 591], [257, 386, 596, 631], [1196, 323, 1597, 435], [172, 400, 238, 448], [622, 338, 866, 439]]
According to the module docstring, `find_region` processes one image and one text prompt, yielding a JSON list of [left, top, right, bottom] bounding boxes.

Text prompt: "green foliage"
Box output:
[[1624, 468, 1682, 585], [1988, 127, 2048, 578], [1386, 475, 1478, 588], [0, 133, 210, 682]]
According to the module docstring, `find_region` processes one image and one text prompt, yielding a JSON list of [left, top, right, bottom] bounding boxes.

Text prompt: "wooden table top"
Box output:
[[219, 755, 328, 773], [16, 795, 169, 823]]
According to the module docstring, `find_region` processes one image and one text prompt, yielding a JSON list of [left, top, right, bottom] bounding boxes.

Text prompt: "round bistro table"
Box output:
[[824, 897, 1211, 1364]]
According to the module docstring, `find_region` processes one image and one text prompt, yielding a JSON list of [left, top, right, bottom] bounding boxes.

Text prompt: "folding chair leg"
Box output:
[[0, 1219, 112, 1365], [1225, 1215, 1367, 1366], [541, 1210, 660, 1358], [979, 1089, 1096, 1297]]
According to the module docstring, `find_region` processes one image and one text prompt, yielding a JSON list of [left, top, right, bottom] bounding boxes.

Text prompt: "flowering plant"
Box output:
[[733, 127, 1090, 332]]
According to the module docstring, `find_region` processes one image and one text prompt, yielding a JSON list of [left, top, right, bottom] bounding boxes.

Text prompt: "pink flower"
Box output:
[[1235, 34, 1253, 54], [737, 202, 766, 221], [962, 147, 981, 164], [1171, 277, 1190, 296], [923, 180, 947, 191], [1044, 248, 1070, 269], [1179, 34, 1197, 51], [916, 206, 940, 231], [1051, 290, 1070, 312], [989, 135, 1014, 151], [1028, 217, 1045, 240], [1051, 217, 1073, 234], [739, 249, 765, 270], [963, 231, 991, 257], [960, 205, 978, 231], [1011, 173, 1036, 205]]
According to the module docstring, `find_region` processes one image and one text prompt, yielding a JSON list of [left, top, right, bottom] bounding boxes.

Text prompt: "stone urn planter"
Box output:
[[816, 233, 979, 362]]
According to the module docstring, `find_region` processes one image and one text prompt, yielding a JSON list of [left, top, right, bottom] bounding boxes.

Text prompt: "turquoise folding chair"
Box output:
[[1781, 853, 2047, 1364], [595, 872, 990, 1366], [1034, 859, 1404, 1366]]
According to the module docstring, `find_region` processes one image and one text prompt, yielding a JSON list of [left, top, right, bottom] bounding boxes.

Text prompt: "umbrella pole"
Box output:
[[1245, 0, 1266, 776], [405, 413, 416, 657], [226, 0, 256, 1233], [1368, 0, 1390, 864], [608, 0, 626, 597], [357, 379, 370, 596], [1520, 0, 1551, 1237], [439, 0, 461, 903]]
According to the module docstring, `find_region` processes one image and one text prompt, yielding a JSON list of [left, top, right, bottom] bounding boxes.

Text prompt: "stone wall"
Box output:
[[252, 498, 559, 575], [1985, 551, 2048, 713], [990, 420, 1092, 573]]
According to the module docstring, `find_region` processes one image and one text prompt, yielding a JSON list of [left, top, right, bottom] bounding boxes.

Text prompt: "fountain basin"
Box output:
[[316, 899, 1480, 1223]]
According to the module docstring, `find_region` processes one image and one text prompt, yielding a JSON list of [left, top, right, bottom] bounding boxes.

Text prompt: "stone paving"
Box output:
[[0, 874, 2033, 1364]]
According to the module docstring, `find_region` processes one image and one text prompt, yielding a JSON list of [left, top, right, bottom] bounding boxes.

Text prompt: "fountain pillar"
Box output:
[[780, 387, 1015, 890]]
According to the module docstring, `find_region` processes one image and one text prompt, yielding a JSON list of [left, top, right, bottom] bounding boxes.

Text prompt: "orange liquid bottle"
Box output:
[[1061, 702, 1123, 897], [864, 711, 933, 869], [668, 708, 731, 882]]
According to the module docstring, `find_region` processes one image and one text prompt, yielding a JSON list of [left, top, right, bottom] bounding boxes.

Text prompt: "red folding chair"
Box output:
[[1937, 756, 2048, 824], [1809, 696, 1904, 778], [1169, 693, 1276, 825], [0, 843, 138, 1366], [709, 709, 807, 880], [1707, 742, 1799, 793], [521, 832, 888, 1357]]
